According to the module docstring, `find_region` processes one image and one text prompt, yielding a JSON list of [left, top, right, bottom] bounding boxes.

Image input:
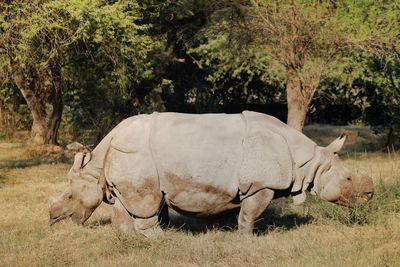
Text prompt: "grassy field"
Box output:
[[1, 126, 400, 267]]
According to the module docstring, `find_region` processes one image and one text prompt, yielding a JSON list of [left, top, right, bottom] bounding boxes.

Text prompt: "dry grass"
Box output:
[[1, 126, 400, 267]]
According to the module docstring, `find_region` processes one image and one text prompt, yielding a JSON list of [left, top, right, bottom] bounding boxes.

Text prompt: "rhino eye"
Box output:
[[347, 177, 352, 181]]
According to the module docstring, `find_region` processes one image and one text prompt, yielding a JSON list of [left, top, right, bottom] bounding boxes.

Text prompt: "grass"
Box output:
[[1, 125, 400, 266]]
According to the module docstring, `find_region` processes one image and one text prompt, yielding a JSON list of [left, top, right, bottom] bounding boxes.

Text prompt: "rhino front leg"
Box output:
[[133, 216, 162, 237], [111, 198, 162, 237], [111, 198, 136, 234], [238, 188, 274, 234]]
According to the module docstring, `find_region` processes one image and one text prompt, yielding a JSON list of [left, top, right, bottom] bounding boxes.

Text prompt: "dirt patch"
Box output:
[[163, 171, 240, 216], [115, 178, 162, 218], [164, 171, 233, 197]]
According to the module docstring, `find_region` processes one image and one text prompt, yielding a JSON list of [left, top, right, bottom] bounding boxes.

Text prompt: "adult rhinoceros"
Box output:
[[49, 111, 373, 235]]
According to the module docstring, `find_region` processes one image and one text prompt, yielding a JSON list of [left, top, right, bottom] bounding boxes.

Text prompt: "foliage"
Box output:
[[189, 25, 286, 106], [176, 0, 399, 130], [0, 0, 165, 142], [246, 0, 398, 86], [0, 0, 399, 142], [60, 0, 165, 140]]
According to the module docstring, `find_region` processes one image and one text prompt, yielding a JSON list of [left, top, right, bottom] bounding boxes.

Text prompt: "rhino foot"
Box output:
[[134, 216, 163, 237], [111, 198, 163, 237], [136, 224, 163, 238]]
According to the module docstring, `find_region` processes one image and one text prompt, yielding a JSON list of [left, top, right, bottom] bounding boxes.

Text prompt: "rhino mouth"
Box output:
[[49, 213, 72, 226], [335, 193, 373, 208]]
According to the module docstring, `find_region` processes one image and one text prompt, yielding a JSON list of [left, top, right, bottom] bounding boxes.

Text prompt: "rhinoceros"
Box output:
[[49, 111, 374, 235]]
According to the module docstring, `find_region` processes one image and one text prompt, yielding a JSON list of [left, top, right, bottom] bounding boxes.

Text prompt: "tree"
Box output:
[[61, 0, 164, 140], [191, 0, 398, 130], [247, 0, 398, 131], [333, 52, 400, 145], [0, 0, 162, 144], [154, 1, 284, 113], [0, 1, 83, 144], [137, 0, 211, 112]]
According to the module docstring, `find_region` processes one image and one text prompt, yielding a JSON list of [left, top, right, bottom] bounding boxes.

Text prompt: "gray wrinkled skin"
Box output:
[[49, 112, 374, 235]]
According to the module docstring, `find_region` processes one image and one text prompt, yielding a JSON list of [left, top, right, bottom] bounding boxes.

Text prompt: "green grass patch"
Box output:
[[305, 180, 400, 225]]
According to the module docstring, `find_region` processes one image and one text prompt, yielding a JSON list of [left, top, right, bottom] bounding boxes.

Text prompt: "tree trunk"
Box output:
[[286, 72, 309, 132], [47, 63, 63, 145], [11, 63, 63, 145], [385, 126, 395, 149]]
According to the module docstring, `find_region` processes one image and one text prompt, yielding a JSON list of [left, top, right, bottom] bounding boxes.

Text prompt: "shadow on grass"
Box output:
[[83, 202, 312, 235], [254, 209, 313, 235], [87, 217, 112, 228], [0, 155, 71, 169], [166, 204, 313, 235], [0, 158, 46, 169], [0, 174, 7, 187], [166, 209, 239, 234]]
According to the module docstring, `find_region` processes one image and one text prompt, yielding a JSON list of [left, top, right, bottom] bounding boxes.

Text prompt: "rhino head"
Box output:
[[309, 135, 374, 208], [49, 152, 104, 225]]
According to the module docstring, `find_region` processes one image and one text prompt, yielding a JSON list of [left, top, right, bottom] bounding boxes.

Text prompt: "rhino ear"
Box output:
[[73, 151, 92, 171], [326, 134, 346, 154]]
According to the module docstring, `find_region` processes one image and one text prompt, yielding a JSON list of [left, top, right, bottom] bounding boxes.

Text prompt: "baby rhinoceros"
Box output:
[[49, 111, 374, 235]]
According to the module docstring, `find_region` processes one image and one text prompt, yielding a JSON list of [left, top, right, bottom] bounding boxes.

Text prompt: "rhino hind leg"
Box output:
[[111, 198, 162, 237], [238, 188, 274, 235]]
